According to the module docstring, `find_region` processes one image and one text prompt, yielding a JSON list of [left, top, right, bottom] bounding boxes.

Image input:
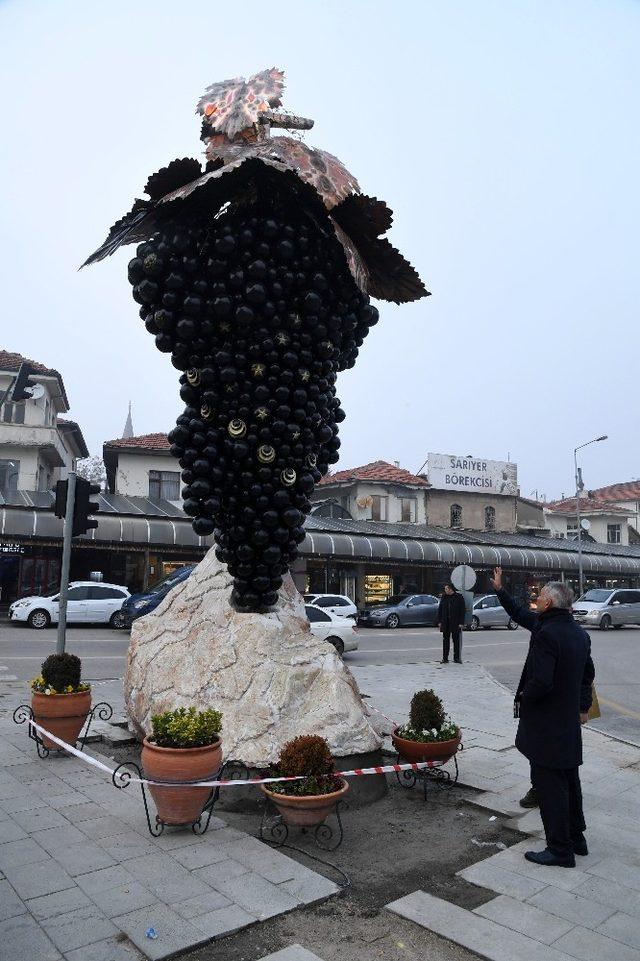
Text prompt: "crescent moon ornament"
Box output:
[[258, 445, 276, 464], [201, 404, 215, 421], [306, 453, 317, 468], [228, 419, 247, 438], [281, 468, 296, 486], [186, 368, 201, 386]]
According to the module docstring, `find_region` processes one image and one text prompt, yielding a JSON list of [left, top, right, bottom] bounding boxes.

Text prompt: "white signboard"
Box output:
[[427, 453, 518, 496]]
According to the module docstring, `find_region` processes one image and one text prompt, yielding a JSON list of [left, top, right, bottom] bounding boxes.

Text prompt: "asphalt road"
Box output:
[[1, 621, 638, 744]]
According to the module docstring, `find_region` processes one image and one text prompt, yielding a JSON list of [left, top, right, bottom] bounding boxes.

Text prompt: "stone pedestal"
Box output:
[[125, 549, 382, 768]]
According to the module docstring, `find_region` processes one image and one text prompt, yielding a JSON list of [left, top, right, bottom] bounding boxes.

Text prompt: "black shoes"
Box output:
[[441, 659, 449, 664], [524, 849, 576, 868], [454, 658, 462, 663], [573, 839, 588, 856], [519, 787, 539, 809]]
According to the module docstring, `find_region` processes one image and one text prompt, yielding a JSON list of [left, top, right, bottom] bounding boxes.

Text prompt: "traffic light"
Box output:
[[54, 480, 68, 519], [11, 363, 37, 402], [72, 477, 101, 536]]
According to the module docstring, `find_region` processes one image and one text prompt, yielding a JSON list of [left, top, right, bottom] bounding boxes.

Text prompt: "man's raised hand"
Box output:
[[490, 566, 503, 591]]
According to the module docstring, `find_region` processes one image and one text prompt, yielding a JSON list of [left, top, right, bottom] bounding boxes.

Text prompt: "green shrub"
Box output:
[[270, 734, 342, 797], [409, 689, 446, 732], [40, 653, 82, 691], [151, 707, 222, 748]]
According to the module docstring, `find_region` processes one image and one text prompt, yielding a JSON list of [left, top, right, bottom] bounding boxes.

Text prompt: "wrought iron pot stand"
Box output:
[[13, 702, 113, 759], [260, 795, 347, 851], [395, 743, 463, 802], [111, 760, 229, 837]]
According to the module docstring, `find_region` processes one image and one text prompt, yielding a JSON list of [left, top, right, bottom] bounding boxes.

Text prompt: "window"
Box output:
[[401, 498, 417, 523], [149, 470, 180, 500], [607, 524, 621, 544], [450, 504, 462, 528], [371, 495, 387, 521], [1, 402, 25, 425], [87, 586, 127, 599], [305, 606, 331, 622], [0, 459, 19, 497], [66, 586, 90, 601], [484, 506, 496, 531], [316, 596, 349, 607]]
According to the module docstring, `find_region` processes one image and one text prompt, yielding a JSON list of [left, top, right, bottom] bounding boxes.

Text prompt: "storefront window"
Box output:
[[364, 573, 393, 603], [149, 470, 180, 500], [450, 504, 462, 528]]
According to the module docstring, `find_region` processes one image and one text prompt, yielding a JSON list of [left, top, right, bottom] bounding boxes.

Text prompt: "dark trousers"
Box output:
[[442, 627, 462, 662], [531, 764, 586, 858]]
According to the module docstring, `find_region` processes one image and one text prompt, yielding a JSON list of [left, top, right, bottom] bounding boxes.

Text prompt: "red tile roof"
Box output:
[[546, 496, 631, 515], [0, 349, 68, 407], [590, 481, 640, 503], [319, 460, 428, 487], [104, 433, 170, 450]]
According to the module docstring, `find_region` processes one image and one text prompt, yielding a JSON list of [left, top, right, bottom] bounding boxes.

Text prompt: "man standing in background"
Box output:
[[438, 582, 466, 664], [491, 567, 595, 867]]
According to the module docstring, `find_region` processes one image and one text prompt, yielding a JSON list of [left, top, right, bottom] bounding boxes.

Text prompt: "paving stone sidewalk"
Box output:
[[361, 662, 640, 961], [0, 681, 338, 961]]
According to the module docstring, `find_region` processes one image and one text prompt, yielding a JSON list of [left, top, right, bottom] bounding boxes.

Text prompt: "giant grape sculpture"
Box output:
[[85, 68, 427, 612]]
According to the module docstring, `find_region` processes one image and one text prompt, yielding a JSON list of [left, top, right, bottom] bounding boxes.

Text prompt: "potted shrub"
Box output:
[[142, 707, 223, 826], [261, 735, 349, 827], [392, 689, 461, 763], [31, 653, 91, 749]]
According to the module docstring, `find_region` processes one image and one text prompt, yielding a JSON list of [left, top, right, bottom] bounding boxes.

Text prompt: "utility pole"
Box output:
[[56, 473, 77, 654], [574, 435, 608, 597]]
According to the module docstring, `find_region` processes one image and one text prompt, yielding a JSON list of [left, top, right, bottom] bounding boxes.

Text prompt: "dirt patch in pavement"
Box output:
[[94, 741, 523, 961]]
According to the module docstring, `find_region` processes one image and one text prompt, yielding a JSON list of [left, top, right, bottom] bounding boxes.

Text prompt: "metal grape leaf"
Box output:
[[197, 68, 285, 139]]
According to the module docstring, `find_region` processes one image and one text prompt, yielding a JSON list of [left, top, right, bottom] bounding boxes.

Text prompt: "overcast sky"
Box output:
[[1, 0, 638, 500]]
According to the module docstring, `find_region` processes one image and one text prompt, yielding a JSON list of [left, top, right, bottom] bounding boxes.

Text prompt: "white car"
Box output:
[[305, 605, 359, 657], [303, 593, 358, 619], [9, 582, 130, 630]]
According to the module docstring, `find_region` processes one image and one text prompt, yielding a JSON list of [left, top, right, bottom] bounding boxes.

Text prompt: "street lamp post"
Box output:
[[574, 435, 608, 597]]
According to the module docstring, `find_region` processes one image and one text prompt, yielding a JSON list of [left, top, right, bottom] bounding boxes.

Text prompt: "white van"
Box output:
[[572, 588, 640, 630]]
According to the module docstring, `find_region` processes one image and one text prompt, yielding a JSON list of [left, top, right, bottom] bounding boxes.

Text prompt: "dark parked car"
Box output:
[[120, 565, 195, 628], [358, 593, 440, 629]]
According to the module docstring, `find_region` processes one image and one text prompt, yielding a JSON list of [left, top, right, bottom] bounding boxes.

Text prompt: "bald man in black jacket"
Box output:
[[491, 567, 595, 868]]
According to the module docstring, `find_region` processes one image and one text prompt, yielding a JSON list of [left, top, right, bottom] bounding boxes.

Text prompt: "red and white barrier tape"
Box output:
[[28, 718, 446, 788]]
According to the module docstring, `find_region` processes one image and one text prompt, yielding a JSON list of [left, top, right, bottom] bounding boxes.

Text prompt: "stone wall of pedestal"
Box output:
[[124, 548, 382, 767]]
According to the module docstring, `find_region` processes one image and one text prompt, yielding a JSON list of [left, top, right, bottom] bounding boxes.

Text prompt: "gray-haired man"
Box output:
[[490, 567, 595, 868]]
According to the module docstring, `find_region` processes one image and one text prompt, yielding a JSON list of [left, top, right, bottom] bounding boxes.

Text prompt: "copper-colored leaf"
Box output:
[[197, 68, 285, 139], [332, 194, 393, 239], [357, 237, 429, 304]]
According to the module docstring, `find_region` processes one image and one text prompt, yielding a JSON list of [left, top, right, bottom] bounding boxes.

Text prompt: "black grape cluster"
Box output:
[[127, 199, 379, 612]]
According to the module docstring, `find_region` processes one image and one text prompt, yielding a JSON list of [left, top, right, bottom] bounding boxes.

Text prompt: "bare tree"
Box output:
[[76, 455, 107, 491]]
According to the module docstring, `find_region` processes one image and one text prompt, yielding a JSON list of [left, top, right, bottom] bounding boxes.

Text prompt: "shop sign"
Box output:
[[0, 542, 26, 554], [427, 453, 518, 496]]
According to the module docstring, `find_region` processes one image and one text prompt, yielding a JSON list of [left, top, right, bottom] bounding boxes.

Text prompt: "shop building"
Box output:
[[589, 480, 640, 536]]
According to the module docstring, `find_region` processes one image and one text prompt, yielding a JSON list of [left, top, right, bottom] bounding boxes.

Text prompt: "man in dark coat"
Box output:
[[438, 583, 466, 664], [490, 567, 595, 867]]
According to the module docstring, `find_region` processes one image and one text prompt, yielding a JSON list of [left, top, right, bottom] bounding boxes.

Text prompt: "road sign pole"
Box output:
[[56, 472, 76, 655]]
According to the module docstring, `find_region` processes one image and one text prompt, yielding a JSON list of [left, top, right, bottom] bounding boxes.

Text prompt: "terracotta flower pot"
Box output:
[[392, 728, 461, 765], [31, 690, 92, 750], [261, 777, 349, 827], [142, 737, 223, 826]]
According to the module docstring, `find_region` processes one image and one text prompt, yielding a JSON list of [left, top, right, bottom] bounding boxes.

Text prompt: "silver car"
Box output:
[[572, 588, 640, 630], [470, 594, 517, 631]]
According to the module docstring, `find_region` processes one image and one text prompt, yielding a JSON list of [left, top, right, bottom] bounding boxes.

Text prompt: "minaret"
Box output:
[[122, 401, 134, 439]]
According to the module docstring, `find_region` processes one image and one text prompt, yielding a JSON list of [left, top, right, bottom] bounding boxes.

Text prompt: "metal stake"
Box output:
[[56, 471, 76, 654]]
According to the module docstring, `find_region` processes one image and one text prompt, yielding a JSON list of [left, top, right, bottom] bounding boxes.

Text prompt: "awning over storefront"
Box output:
[[3, 493, 640, 575]]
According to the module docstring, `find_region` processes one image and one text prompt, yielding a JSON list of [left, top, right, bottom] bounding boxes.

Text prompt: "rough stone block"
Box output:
[[173, 890, 232, 920], [259, 947, 326, 961], [596, 912, 640, 950], [113, 903, 208, 960], [64, 936, 145, 961], [554, 924, 640, 961], [191, 903, 257, 938], [0, 877, 27, 921], [474, 894, 575, 944], [3, 857, 75, 899], [528, 886, 616, 929], [26, 885, 93, 920], [458, 861, 548, 900], [213, 872, 299, 920], [0, 912, 61, 961]]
